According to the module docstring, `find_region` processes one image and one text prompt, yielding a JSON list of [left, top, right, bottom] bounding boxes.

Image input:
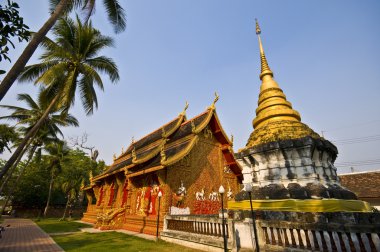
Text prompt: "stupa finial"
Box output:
[[255, 19, 273, 80]]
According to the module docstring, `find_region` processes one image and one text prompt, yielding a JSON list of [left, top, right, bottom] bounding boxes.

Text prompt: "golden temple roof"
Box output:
[[92, 100, 242, 182], [245, 20, 320, 149]]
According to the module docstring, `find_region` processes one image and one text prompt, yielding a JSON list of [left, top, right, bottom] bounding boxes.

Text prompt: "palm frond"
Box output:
[[17, 94, 40, 111], [102, 0, 126, 33], [80, 64, 104, 90], [85, 56, 119, 82], [82, 0, 96, 23], [18, 61, 60, 83], [79, 73, 98, 115]]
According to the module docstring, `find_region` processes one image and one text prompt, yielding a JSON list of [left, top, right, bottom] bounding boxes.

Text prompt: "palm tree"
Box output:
[[0, 124, 19, 154], [43, 141, 70, 217], [0, 0, 125, 100], [60, 180, 79, 220], [0, 92, 78, 194], [0, 17, 118, 181]]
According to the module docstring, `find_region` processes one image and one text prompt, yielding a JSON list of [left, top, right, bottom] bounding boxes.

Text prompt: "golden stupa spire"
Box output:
[[245, 20, 320, 148], [255, 19, 273, 80]]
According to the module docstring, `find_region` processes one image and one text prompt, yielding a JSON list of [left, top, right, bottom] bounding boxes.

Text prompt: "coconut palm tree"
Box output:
[[0, 124, 19, 154], [0, 17, 118, 181], [0, 92, 78, 193], [0, 0, 125, 100]]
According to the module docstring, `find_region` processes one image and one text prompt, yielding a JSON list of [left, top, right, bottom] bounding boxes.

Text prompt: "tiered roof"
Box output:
[[92, 102, 242, 182]]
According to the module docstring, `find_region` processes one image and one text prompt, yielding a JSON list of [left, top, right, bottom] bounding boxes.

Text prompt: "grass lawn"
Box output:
[[53, 232, 203, 252], [34, 218, 93, 233], [35, 219, 202, 252]]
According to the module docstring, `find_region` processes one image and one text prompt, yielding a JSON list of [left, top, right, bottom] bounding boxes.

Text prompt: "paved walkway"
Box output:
[[0, 217, 63, 252]]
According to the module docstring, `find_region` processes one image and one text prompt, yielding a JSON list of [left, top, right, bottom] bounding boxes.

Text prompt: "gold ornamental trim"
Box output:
[[228, 199, 372, 212], [126, 165, 165, 178], [161, 135, 199, 166]]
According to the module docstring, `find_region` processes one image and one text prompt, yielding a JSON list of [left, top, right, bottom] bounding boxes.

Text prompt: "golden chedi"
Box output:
[[246, 20, 320, 148], [235, 20, 356, 201]]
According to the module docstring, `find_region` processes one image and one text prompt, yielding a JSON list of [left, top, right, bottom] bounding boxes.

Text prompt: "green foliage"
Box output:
[[9, 147, 103, 209], [52, 232, 202, 252], [0, 124, 18, 153], [35, 218, 92, 233], [0, 0, 30, 65], [10, 157, 50, 208]]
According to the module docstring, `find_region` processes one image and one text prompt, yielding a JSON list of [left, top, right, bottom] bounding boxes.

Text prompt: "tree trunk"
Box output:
[[0, 137, 34, 195], [0, 94, 60, 181], [61, 194, 70, 220], [0, 142, 28, 194], [1, 145, 37, 214], [0, 0, 69, 101], [44, 175, 54, 217]]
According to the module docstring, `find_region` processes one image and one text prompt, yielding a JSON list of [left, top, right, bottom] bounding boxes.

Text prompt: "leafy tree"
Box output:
[[0, 0, 30, 71], [6, 148, 103, 216], [0, 0, 125, 100], [5, 157, 50, 210], [58, 148, 99, 219], [0, 17, 118, 182]]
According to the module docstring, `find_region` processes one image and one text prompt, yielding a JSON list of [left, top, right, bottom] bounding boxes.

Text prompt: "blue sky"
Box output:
[[1, 0, 380, 173]]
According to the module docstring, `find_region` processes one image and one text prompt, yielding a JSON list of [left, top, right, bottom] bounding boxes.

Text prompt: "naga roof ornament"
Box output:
[[180, 101, 189, 116], [209, 92, 219, 110]]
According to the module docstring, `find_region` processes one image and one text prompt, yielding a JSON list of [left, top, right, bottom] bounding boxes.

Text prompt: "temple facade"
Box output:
[[82, 100, 242, 234]]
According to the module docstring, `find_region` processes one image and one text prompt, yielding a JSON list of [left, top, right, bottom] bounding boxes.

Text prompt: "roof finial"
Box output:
[[210, 92, 219, 109], [255, 19, 273, 80], [162, 127, 166, 137], [132, 147, 137, 162], [160, 145, 166, 162], [180, 101, 189, 116], [131, 136, 135, 144]]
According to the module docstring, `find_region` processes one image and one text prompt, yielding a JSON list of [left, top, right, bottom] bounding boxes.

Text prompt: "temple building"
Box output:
[[82, 99, 242, 234]]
